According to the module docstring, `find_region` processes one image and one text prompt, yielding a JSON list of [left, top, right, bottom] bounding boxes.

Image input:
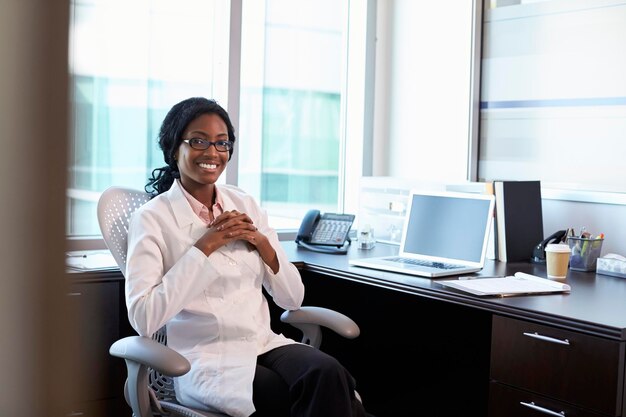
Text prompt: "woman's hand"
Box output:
[[194, 210, 279, 273]]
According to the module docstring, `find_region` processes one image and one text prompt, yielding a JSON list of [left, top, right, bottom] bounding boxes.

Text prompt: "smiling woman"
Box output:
[[172, 114, 232, 202], [124, 96, 372, 416], [144, 98, 236, 199]]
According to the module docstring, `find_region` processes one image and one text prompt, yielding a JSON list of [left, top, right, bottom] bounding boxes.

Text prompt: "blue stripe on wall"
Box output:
[[480, 97, 626, 109]]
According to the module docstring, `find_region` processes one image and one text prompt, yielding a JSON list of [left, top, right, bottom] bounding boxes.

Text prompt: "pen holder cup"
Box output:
[[567, 237, 604, 272]]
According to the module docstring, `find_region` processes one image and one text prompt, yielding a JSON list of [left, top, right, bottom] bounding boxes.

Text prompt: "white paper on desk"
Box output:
[[438, 272, 571, 297], [66, 251, 118, 271]]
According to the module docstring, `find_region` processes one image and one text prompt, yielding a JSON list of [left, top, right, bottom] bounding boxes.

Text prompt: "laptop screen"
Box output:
[[401, 191, 494, 264]]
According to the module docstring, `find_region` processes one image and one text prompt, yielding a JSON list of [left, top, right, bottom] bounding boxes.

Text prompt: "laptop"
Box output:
[[349, 189, 495, 278]]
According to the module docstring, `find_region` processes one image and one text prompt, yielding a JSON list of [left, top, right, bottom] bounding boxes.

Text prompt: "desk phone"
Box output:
[[295, 210, 355, 254]]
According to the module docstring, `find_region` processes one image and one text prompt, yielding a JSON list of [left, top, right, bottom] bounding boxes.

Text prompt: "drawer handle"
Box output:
[[523, 332, 570, 346], [520, 401, 565, 416]]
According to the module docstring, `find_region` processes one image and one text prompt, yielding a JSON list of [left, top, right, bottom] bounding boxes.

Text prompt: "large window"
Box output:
[[238, 0, 349, 228], [68, 0, 231, 235], [68, 0, 367, 237]]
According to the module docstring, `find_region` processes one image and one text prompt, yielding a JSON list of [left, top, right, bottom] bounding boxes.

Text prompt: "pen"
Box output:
[[499, 292, 533, 298], [499, 291, 558, 298], [499, 293, 519, 298]]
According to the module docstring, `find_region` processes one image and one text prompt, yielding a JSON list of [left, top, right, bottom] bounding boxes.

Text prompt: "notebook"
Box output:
[[349, 189, 495, 278]]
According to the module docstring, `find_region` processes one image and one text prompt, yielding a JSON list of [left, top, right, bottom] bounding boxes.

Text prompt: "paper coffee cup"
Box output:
[[545, 243, 571, 279]]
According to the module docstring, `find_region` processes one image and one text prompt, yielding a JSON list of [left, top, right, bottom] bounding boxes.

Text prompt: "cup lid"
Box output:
[[546, 243, 570, 253]]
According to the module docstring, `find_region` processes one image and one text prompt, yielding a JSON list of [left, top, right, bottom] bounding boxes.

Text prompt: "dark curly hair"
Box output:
[[145, 97, 236, 196]]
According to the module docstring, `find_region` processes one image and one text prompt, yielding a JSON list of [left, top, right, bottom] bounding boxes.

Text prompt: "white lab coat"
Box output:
[[125, 180, 305, 417]]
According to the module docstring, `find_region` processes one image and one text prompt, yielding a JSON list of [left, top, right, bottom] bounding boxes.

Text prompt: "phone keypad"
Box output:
[[311, 219, 351, 245]]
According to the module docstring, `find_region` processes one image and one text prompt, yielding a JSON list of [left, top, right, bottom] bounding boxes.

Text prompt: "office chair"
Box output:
[[97, 186, 361, 417]]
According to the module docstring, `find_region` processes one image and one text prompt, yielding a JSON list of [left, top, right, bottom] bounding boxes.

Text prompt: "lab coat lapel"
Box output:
[[166, 181, 207, 241]]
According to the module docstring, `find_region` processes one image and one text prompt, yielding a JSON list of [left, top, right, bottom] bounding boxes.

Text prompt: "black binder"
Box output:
[[494, 180, 544, 263]]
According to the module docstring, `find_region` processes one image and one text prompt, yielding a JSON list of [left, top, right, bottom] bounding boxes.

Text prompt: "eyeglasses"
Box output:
[[183, 138, 233, 152]]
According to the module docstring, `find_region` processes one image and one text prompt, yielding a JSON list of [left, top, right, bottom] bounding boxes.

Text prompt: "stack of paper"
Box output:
[[438, 272, 570, 297], [66, 250, 119, 272]]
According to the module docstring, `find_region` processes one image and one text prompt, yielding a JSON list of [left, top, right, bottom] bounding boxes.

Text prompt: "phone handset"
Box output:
[[295, 209, 354, 255], [530, 229, 568, 264], [296, 209, 322, 244]]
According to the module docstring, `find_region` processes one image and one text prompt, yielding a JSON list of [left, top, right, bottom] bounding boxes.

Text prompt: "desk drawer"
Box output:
[[491, 315, 624, 415], [489, 382, 606, 417]]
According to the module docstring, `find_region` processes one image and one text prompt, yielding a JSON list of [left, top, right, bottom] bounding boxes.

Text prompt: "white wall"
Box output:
[[543, 199, 626, 256], [373, 0, 475, 183]]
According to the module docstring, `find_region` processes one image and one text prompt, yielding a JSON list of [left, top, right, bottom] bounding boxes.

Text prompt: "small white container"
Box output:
[[357, 224, 375, 250]]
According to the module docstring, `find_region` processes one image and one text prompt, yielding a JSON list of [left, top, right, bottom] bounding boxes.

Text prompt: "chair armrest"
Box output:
[[110, 335, 190, 377], [281, 306, 360, 348]]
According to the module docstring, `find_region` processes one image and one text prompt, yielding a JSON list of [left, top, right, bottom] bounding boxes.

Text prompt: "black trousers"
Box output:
[[250, 344, 368, 417]]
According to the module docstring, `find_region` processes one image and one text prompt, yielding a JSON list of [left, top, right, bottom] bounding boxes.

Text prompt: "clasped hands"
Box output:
[[211, 209, 259, 239], [194, 210, 279, 272]]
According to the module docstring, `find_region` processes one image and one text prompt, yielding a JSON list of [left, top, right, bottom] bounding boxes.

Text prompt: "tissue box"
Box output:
[[596, 257, 626, 279]]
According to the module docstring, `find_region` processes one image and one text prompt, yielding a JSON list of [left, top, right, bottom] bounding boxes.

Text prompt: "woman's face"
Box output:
[[176, 113, 230, 190]]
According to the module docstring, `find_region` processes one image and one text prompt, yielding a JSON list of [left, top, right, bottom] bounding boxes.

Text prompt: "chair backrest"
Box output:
[[97, 186, 151, 275], [97, 186, 179, 404]]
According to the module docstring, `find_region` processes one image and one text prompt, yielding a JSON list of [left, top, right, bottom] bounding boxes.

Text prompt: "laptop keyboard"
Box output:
[[387, 257, 463, 270]]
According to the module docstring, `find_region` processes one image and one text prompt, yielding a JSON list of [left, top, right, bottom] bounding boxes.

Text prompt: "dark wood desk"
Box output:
[[282, 241, 626, 417], [67, 270, 134, 417], [69, 243, 626, 417]]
